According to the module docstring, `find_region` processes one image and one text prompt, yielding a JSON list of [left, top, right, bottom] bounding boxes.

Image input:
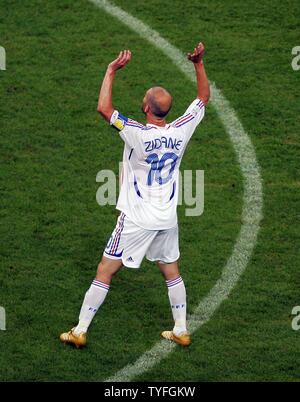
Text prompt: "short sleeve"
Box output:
[[110, 110, 144, 148], [171, 99, 205, 140]]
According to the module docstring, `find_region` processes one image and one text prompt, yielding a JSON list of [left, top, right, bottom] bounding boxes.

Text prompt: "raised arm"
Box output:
[[187, 42, 210, 105], [97, 49, 132, 122]]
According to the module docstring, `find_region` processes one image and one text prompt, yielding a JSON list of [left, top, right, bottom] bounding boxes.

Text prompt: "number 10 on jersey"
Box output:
[[146, 152, 178, 186]]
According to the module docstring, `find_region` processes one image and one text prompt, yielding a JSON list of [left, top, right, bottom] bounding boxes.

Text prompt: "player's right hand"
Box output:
[[187, 42, 205, 64], [108, 49, 132, 72]]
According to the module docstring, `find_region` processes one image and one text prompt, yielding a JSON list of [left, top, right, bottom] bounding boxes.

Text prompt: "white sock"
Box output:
[[166, 276, 187, 336], [74, 279, 110, 335]]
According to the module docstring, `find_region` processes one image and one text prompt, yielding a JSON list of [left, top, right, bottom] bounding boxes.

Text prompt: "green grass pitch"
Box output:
[[0, 0, 299, 381]]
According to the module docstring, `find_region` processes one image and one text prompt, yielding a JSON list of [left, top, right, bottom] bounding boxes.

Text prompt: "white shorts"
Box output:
[[103, 212, 180, 268]]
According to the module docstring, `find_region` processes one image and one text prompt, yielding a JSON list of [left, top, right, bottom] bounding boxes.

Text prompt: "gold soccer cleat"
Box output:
[[161, 330, 191, 346], [60, 328, 87, 349]]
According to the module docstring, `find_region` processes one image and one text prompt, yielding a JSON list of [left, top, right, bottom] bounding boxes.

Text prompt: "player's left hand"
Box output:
[[108, 49, 132, 72]]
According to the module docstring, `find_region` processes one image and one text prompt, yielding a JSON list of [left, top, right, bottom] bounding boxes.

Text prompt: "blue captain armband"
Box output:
[[110, 110, 128, 131]]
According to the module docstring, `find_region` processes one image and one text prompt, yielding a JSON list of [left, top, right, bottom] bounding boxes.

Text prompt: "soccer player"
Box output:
[[60, 42, 210, 348]]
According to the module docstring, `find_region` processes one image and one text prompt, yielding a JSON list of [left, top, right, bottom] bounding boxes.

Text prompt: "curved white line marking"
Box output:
[[88, 0, 263, 382]]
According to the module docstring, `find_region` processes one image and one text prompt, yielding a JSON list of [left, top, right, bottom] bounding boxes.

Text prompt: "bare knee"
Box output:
[[96, 262, 113, 283], [157, 261, 180, 281], [95, 257, 122, 283]]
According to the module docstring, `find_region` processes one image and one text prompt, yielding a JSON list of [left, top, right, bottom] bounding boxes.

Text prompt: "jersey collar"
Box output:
[[146, 123, 170, 129]]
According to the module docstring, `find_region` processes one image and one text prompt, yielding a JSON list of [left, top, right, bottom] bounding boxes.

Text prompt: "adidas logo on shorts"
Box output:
[[127, 256, 134, 262]]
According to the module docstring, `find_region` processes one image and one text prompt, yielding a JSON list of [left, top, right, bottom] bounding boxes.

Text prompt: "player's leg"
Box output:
[[157, 260, 180, 281], [157, 260, 190, 346], [146, 225, 191, 346], [60, 213, 157, 348], [75, 256, 123, 334], [60, 256, 122, 348], [72, 217, 157, 336]]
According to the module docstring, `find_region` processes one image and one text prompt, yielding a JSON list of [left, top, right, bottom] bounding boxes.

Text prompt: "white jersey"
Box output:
[[109, 98, 205, 230]]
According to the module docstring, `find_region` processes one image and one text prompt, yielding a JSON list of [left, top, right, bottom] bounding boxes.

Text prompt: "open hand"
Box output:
[[187, 42, 205, 64], [108, 49, 132, 72]]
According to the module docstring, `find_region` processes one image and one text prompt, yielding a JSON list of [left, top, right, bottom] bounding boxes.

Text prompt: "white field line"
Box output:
[[88, 0, 263, 382]]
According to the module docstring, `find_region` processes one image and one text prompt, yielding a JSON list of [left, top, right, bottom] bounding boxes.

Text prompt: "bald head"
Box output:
[[142, 86, 173, 118]]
